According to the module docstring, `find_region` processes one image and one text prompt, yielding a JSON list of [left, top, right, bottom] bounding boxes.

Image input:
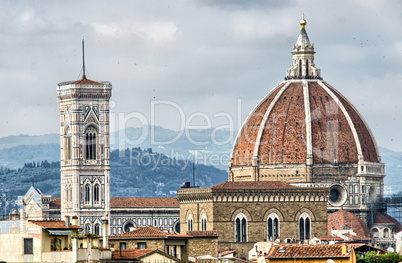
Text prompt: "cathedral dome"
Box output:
[[230, 75, 380, 167], [229, 16, 382, 186], [228, 17, 385, 214]]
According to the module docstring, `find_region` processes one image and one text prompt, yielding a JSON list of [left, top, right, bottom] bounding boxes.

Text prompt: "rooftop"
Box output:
[[266, 244, 353, 259], [110, 226, 188, 239], [29, 220, 81, 230], [328, 209, 371, 238], [110, 197, 179, 208], [212, 181, 295, 189]]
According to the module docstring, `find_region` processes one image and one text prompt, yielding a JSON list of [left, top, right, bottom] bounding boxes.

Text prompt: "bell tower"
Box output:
[[57, 41, 112, 234]]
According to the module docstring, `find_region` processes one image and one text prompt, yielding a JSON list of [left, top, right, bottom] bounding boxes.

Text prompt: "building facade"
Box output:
[[178, 181, 329, 257], [228, 16, 385, 223], [57, 73, 112, 232]]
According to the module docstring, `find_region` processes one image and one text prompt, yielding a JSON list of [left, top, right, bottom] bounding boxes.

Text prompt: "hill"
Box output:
[[0, 148, 227, 215], [0, 128, 401, 194]]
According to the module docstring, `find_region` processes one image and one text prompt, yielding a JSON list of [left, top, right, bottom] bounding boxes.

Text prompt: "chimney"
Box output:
[[102, 214, 109, 249], [65, 215, 70, 227], [182, 182, 191, 188], [341, 244, 347, 255], [72, 216, 78, 226]]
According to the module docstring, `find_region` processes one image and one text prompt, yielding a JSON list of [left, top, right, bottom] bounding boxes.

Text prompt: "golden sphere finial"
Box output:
[[300, 14, 307, 28]]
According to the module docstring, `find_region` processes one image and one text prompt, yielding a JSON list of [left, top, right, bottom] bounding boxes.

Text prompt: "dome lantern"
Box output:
[[286, 15, 321, 79]]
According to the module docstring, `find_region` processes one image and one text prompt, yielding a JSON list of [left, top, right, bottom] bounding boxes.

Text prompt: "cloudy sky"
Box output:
[[1, 0, 402, 152]]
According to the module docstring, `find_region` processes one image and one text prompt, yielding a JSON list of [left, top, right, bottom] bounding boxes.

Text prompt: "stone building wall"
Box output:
[[187, 237, 218, 258]]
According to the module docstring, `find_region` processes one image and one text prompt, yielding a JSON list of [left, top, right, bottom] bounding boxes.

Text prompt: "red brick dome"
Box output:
[[230, 17, 380, 168], [231, 80, 380, 166], [328, 209, 371, 238]]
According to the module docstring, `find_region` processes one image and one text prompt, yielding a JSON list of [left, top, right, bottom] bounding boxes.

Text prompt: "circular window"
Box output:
[[330, 189, 340, 202], [173, 220, 180, 234], [328, 185, 347, 206], [123, 221, 136, 233]]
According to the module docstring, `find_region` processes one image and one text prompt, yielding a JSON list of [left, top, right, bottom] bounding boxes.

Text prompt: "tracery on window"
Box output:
[[299, 212, 311, 240], [187, 214, 193, 231], [85, 127, 97, 160], [267, 213, 280, 241], [235, 213, 247, 242], [84, 184, 90, 204], [201, 213, 207, 231], [94, 223, 100, 235], [94, 184, 100, 204], [85, 224, 91, 234]]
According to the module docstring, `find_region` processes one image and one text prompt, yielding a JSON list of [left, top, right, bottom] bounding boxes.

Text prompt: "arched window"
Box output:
[[235, 213, 247, 242], [201, 213, 207, 231], [68, 187, 72, 203], [94, 184, 100, 204], [85, 127, 97, 160], [267, 213, 280, 241], [306, 59, 309, 76], [94, 223, 100, 235], [299, 213, 311, 240], [383, 228, 389, 238], [66, 135, 71, 160], [84, 184, 90, 204], [85, 224, 91, 234], [372, 228, 379, 238], [299, 59, 302, 76], [187, 214, 193, 231], [51, 237, 61, 251]]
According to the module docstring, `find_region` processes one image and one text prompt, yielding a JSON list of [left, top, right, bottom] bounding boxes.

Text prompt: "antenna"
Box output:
[[82, 38, 86, 78]]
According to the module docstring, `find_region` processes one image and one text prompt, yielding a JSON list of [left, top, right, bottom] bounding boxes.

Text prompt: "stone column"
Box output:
[[102, 215, 109, 249]]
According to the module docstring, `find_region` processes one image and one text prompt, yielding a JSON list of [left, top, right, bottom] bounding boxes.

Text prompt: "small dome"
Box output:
[[328, 209, 371, 238]]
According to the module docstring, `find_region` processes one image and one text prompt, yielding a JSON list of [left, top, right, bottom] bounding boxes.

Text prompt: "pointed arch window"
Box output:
[[94, 184, 100, 204], [267, 213, 280, 241], [235, 213, 247, 242], [85, 224, 91, 234], [64, 127, 72, 161], [84, 184, 90, 204], [187, 214, 193, 231], [94, 223, 100, 235], [85, 127, 97, 160], [299, 213, 311, 240], [201, 213, 207, 231]]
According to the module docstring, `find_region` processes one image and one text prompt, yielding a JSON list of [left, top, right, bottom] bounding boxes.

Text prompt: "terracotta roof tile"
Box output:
[[266, 244, 353, 259], [112, 249, 155, 260], [29, 220, 81, 229], [110, 226, 189, 238], [383, 214, 402, 232], [62, 76, 104, 86], [212, 181, 295, 189], [374, 212, 393, 224], [328, 209, 371, 238], [110, 197, 179, 208], [187, 230, 218, 237]]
